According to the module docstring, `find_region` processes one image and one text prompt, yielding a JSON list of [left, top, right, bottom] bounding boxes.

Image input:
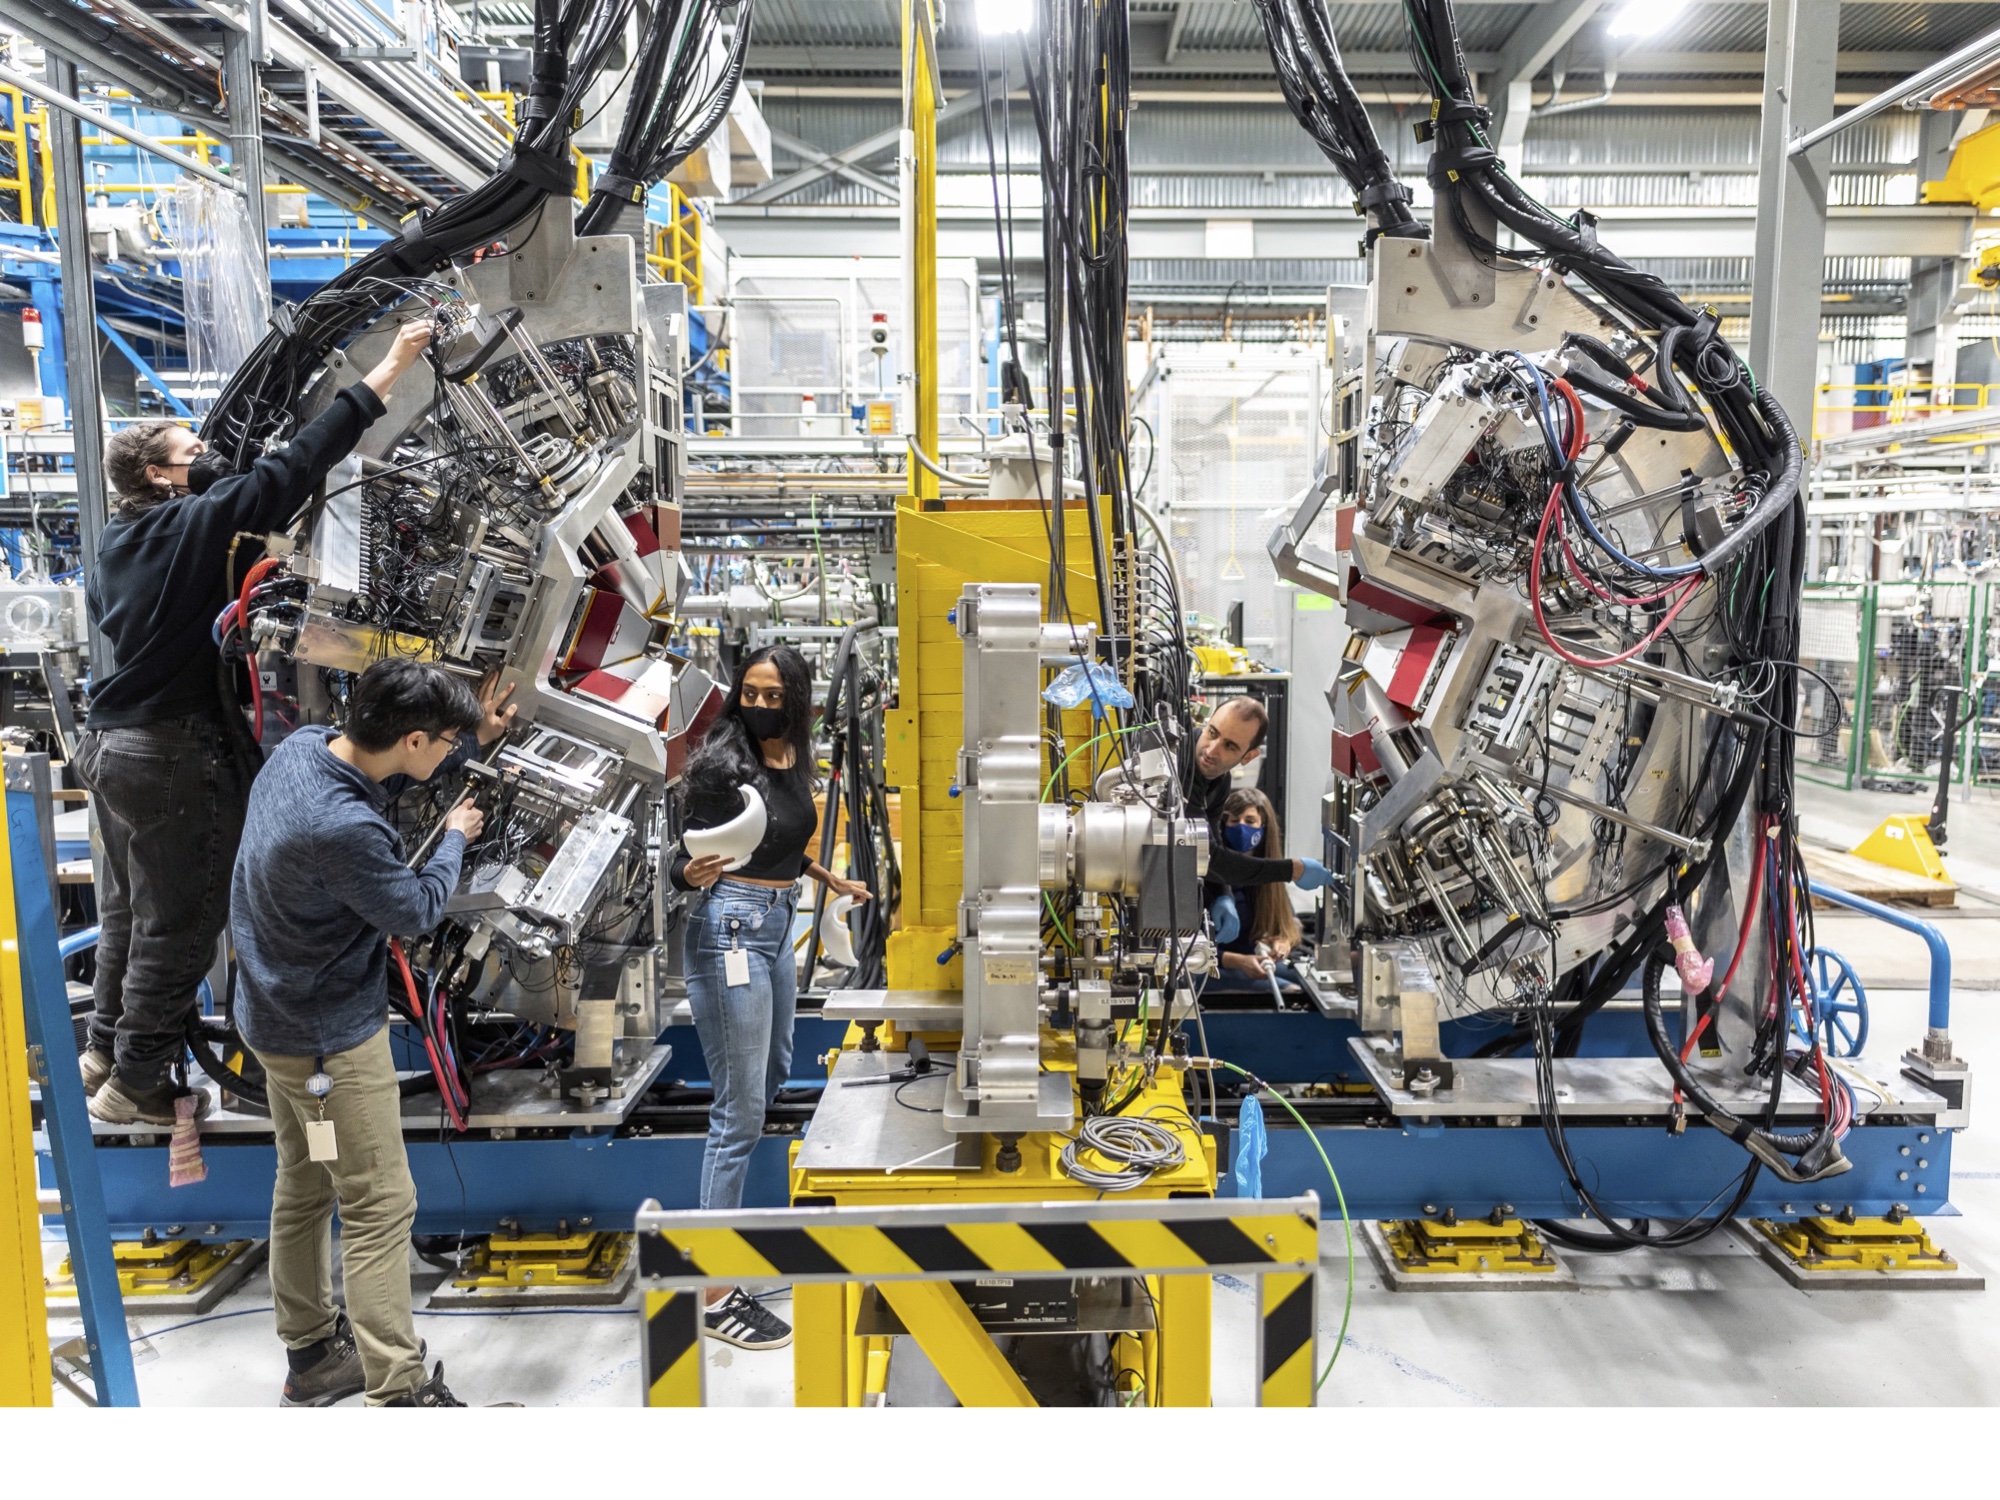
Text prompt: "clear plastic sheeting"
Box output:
[[158, 179, 270, 413]]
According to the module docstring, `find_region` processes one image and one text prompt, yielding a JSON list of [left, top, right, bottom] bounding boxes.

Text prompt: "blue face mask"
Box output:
[[1222, 822, 1263, 853]]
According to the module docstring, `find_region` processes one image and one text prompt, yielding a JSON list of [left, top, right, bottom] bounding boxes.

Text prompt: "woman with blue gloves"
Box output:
[[1207, 789, 1307, 992]]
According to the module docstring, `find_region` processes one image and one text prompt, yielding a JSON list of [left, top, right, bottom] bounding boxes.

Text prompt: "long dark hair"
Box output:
[[1221, 788, 1301, 951], [684, 645, 817, 798]]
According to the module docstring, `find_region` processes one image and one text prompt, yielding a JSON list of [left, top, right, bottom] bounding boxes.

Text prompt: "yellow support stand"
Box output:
[[46, 1237, 264, 1315], [430, 1229, 635, 1307], [1849, 816, 1949, 881], [1740, 1213, 1986, 1290], [1363, 1215, 1572, 1290]]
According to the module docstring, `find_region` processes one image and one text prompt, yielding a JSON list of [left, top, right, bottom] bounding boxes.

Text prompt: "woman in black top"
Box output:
[[670, 644, 869, 1349]]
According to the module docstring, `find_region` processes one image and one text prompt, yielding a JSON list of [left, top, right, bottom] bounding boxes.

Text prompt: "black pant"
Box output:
[[74, 716, 248, 1090]]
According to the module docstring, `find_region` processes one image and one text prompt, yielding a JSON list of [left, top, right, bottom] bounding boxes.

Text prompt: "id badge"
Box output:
[[306, 1119, 339, 1163], [724, 948, 752, 987]]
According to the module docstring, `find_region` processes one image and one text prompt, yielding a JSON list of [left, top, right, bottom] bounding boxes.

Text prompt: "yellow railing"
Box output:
[[0, 86, 39, 225], [1814, 382, 2000, 439], [645, 182, 703, 305]]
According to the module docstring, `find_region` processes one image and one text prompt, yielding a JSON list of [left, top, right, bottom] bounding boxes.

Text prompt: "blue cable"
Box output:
[[1505, 352, 1702, 582]]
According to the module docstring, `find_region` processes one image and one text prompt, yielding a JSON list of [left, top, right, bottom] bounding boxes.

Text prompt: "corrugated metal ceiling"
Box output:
[[733, 1, 2000, 62]]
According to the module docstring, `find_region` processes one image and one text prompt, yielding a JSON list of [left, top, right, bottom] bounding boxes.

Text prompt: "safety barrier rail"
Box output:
[[1814, 382, 2000, 438], [634, 1193, 1323, 1408]]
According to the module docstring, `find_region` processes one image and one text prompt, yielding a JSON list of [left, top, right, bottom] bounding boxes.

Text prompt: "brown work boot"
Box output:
[[88, 1076, 208, 1127], [79, 1048, 113, 1097]]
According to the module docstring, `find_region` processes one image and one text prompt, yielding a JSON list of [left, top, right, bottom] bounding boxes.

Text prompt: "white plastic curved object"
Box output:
[[683, 785, 768, 871], [818, 893, 858, 968]]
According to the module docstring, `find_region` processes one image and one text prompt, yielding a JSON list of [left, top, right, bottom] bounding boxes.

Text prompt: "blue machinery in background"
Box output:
[[37, 876, 1970, 1244]]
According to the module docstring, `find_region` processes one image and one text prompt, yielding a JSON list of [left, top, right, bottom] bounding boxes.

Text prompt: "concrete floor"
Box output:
[[40, 781, 2000, 1407]]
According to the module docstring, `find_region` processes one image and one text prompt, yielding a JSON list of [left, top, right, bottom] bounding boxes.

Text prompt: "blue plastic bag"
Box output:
[[1232, 1093, 1267, 1199], [1042, 660, 1135, 718]]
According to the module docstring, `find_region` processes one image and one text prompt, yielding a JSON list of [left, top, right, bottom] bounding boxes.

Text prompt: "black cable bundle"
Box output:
[[1019, 0, 1129, 649], [576, 0, 758, 237], [201, 0, 636, 465], [802, 624, 901, 990], [1395, 0, 1801, 578], [1250, 0, 1425, 244]]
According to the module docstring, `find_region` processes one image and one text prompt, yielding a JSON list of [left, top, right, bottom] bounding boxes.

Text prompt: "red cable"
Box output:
[[246, 648, 264, 744], [235, 558, 287, 746], [1675, 816, 1772, 1104], [391, 938, 465, 1131], [1531, 484, 1704, 668], [1715, 818, 1770, 1000], [1535, 374, 1708, 657], [237, 555, 284, 628]]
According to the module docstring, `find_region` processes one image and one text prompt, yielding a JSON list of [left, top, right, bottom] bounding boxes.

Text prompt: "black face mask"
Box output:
[[739, 704, 788, 744], [185, 450, 238, 495]]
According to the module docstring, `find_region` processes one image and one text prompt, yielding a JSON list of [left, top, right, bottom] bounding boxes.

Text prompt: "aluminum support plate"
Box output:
[[1347, 1037, 1952, 1120], [794, 1050, 984, 1173], [819, 989, 966, 1030]]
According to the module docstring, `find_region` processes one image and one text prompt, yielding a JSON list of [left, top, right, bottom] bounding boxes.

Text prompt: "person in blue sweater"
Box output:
[[81, 319, 435, 1126], [231, 658, 514, 1408]]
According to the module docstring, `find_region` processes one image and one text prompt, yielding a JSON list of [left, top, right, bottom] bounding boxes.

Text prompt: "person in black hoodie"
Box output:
[[77, 319, 433, 1126]]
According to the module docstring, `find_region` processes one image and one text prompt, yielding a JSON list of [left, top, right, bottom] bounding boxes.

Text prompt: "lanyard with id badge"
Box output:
[[305, 1059, 338, 1162], [723, 896, 756, 987]]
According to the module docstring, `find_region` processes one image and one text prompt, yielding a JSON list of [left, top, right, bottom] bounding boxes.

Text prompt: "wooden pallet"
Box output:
[[1804, 846, 1957, 908]]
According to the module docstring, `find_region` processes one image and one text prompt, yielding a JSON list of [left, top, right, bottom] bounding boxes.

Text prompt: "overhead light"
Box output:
[[1607, 0, 1689, 40], [976, 0, 1032, 34]]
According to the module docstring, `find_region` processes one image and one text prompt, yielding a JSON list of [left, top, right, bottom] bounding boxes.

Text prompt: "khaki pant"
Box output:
[[256, 1028, 423, 1405]]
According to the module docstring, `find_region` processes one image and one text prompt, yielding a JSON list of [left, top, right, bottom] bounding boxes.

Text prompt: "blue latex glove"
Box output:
[[1232, 1094, 1267, 1198], [1209, 892, 1241, 945], [1294, 858, 1334, 892]]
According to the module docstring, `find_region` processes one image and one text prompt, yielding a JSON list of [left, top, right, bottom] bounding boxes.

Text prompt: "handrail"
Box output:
[[1808, 881, 1951, 1040]]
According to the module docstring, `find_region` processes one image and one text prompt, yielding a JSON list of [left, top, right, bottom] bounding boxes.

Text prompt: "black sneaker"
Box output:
[[279, 1313, 363, 1407], [384, 1360, 466, 1407], [703, 1290, 792, 1350]]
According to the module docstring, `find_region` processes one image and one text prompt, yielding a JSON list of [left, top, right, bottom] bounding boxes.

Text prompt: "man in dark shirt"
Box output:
[[1182, 695, 1332, 942], [77, 320, 433, 1125], [234, 657, 513, 1407]]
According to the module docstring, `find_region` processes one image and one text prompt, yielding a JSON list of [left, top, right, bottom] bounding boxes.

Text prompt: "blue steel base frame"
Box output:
[[52, 883, 1965, 1238], [70, 1113, 1953, 1239]]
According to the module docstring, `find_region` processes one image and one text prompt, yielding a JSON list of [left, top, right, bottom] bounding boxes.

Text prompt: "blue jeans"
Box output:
[[685, 878, 799, 1210]]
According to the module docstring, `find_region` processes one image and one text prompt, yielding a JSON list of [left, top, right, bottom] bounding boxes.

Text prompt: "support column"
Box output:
[[43, 52, 111, 674], [900, 0, 940, 502], [1909, 109, 1970, 409], [222, 15, 270, 280], [1748, 0, 1841, 431]]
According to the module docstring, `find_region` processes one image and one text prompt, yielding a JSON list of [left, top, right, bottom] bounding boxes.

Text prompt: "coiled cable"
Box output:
[[1057, 1115, 1187, 1192]]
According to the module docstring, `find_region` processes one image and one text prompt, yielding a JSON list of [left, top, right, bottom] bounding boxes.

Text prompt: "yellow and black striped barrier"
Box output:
[[640, 1290, 704, 1406], [634, 1193, 1321, 1407]]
